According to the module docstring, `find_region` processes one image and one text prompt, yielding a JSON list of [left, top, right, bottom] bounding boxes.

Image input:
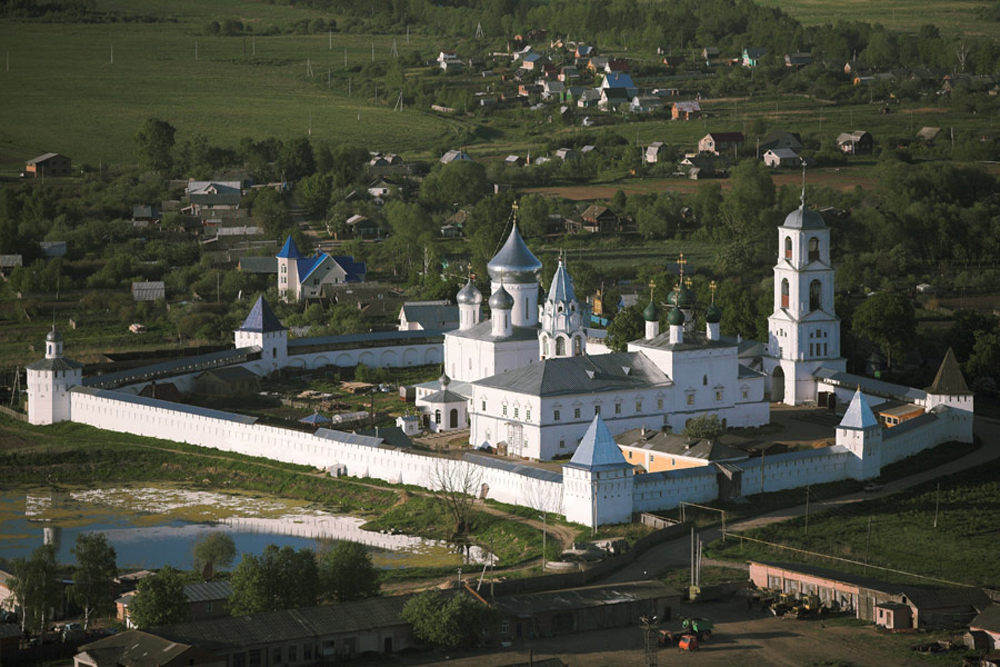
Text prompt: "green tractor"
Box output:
[[681, 616, 714, 641]]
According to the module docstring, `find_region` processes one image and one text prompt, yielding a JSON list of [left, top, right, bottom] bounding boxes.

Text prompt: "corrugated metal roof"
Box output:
[[239, 257, 278, 274], [71, 387, 258, 424], [82, 347, 261, 389], [289, 329, 444, 349], [474, 352, 671, 397], [183, 581, 232, 603], [882, 411, 937, 440], [463, 453, 563, 483], [495, 581, 677, 616], [401, 304, 459, 328], [815, 368, 927, 401], [314, 428, 383, 447]]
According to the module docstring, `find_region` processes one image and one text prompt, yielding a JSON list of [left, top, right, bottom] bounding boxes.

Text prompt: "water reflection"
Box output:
[[0, 489, 490, 571]]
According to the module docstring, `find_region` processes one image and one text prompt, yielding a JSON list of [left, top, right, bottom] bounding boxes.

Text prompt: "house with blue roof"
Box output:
[[276, 236, 366, 302]]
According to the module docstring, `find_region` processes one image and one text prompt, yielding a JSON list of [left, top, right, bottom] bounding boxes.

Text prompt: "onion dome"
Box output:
[[705, 301, 723, 324], [456, 279, 483, 305], [439, 372, 451, 388], [783, 205, 825, 229], [666, 284, 697, 309], [488, 284, 515, 310], [667, 305, 685, 326], [46, 326, 63, 343], [487, 224, 542, 284], [643, 301, 659, 322]]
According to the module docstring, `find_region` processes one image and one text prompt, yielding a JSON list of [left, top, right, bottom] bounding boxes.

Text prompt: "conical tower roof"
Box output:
[[567, 415, 628, 471], [276, 236, 304, 260], [839, 388, 878, 430], [925, 348, 971, 395], [546, 259, 576, 303], [240, 296, 286, 333]]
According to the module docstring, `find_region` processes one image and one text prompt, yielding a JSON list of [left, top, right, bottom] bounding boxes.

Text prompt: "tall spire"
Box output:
[[800, 162, 807, 209]]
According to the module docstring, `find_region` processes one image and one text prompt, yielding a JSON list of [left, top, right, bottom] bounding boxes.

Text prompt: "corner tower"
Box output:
[[27, 326, 83, 425], [763, 175, 846, 404], [235, 296, 288, 374], [561, 415, 634, 527]]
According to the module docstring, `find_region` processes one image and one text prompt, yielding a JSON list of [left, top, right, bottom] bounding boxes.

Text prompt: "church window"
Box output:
[[554, 409, 561, 421], [502, 404, 508, 417], [823, 343, 828, 356], [808, 237, 820, 262], [686, 393, 695, 406], [781, 279, 790, 309], [784, 236, 792, 259], [636, 401, 642, 412], [273, 347, 277, 358], [657, 399, 664, 410], [526, 409, 531, 421], [573, 337, 582, 355], [482, 399, 486, 411], [514, 407, 519, 419], [559, 439, 566, 448], [556, 337, 566, 356], [614, 403, 621, 415], [594, 405, 601, 416], [574, 407, 581, 419], [809, 343, 814, 356], [809, 280, 822, 311], [703, 375, 708, 386], [715, 390, 723, 401], [742, 387, 749, 400], [558, 305, 563, 313]]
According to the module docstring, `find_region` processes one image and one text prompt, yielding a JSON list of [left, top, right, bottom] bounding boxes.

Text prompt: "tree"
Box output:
[[192, 532, 236, 573], [134, 118, 176, 172], [128, 566, 189, 629], [318, 542, 380, 603], [682, 414, 724, 440], [965, 331, 1000, 383], [402, 590, 496, 648], [420, 161, 488, 208], [229, 545, 318, 616], [429, 459, 482, 535], [9, 544, 60, 635], [253, 188, 289, 239], [851, 292, 916, 368], [277, 137, 316, 181], [71, 533, 118, 630], [296, 172, 332, 219], [605, 304, 645, 352]]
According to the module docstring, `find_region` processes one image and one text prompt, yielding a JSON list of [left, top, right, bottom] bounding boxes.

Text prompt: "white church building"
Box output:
[[23, 200, 975, 528]]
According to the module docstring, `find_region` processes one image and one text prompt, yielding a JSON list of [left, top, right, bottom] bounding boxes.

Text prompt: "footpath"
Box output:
[[603, 415, 1000, 584]]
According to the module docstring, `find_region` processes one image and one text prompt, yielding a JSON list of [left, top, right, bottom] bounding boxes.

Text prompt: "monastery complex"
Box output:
[[25, 199, 974, 527]]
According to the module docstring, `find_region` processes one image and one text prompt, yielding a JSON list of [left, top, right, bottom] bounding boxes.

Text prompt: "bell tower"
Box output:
[[763, 169, 846, 405]]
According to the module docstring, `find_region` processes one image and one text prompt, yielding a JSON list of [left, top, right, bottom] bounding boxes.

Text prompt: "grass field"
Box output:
[[705, 456, 1000, 588], [0, 1, 462, 170], [753, 0, 986, 35]]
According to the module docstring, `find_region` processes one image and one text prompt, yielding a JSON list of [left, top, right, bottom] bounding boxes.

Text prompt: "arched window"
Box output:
[[809, 280, 822, 311], [573, 337, 582, 355], [703, 375, 708, 386], [434, 410, 441, 424], [808, 237, 820, 262], [784, 236, 792, 259], [556, 337, 566, 356], [781, 279, 790, 309]]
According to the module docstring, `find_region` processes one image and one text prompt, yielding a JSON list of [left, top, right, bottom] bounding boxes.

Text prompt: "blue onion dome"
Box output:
[[456, 279, 482, 305], [667, 305, 686, 326], [643, 301, 659, 322], [487, 224, 542, 284], [488, 284, 515, 310], [705, 301, 723, 324]]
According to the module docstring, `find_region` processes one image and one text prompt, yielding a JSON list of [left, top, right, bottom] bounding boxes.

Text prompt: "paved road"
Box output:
[[604, 414, 1000, 583]]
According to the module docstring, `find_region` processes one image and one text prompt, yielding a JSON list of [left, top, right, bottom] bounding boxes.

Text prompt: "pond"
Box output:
[[0, 486, 488, 571]]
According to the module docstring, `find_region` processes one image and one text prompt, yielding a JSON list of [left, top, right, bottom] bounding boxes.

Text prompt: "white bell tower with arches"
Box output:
[[763, 172, 846, 405]]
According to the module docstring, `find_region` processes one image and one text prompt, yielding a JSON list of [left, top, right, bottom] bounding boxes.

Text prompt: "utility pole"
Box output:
[[110, 42, 114, 65], [760, 449, 765, 494], [804, 485, 810, 534], [329, 29, 332, 50], [252, 36, 256, 56]]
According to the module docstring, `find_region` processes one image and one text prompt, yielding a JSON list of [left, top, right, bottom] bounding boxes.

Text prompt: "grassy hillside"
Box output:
[[752, 0, 985, 35]]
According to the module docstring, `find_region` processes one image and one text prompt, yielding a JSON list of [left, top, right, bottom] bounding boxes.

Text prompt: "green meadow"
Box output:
[[752, 0, 987, 35], [0, 2, 461, 170]]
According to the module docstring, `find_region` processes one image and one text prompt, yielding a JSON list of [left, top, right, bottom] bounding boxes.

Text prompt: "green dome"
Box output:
[[667, 305, 685, 326], [666, 284, 697, 308], [643, 301, 658, 322], [705, 302, 723, 324]]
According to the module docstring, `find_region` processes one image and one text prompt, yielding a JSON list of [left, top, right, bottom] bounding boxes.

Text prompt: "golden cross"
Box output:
[[684, 277, 693, 289], [677, 252, 687, 279], [648, 279, 655, 302], [710, 280, 718, 303], [512, 200, 519, 212]]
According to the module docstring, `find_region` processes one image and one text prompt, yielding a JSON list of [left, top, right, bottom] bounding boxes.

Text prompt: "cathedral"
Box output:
[[419, 201, 865, 460]]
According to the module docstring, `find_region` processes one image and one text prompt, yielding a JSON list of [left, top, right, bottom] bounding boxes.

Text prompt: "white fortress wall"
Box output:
[[632, 468, 719, 513], [880, 406, 971, 465]]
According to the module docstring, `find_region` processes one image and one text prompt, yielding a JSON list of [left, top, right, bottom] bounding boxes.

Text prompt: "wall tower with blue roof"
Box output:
[[561, 415, 634, 526], [836, 388, 882, 479], [234, 296, 288, 374]]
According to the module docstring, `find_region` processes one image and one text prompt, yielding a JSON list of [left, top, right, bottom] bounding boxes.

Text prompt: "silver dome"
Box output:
[[487, 224, 542, 284], [456, 279, 483, 305], [782, 205, 826, 229], [488, 284, 515, 310], [46, 326, 63, 343]]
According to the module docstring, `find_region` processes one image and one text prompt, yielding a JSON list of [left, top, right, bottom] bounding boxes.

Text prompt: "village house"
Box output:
[[345, 214, 380, 239], [440, 149, 472, 164], [0, 255, 22, 276], [521, 52, 550, 71], [969, 606, 1000, 651], [194, 366, 261, 398], [599, 87, 631, 110], [277, 237, 367, 302], [366, 177, 400, 199], [672, 101, 701, 121], [437, 50, 462, 71], [615, 428, 748, 472], [75, 631, 224, 667], [542, 80, 566, 99], [661, 55, 686, 69], [837, 130, 874, 155], [785, 52, 812, 67], [559, 66, 579, 81], [600, 72, 637, 98], [630, 95, 663, 114], [555, 148, 579, 161], [844, 60, 869, 75], [742, 47, 767, 67], [580, 204, 620, 233], [132, 205, 160, 227], [398, 301, 459, 332], [132, 281, 165, 302], [576, 89, 601, 108], [645, 142, 666, 164], [702, 46, 720, 61], [604, 59, 629, 74], [24, 152, 72, 178], [698, 132, 745, 156], [759, 130, 803, 153], [763, 148, 802, 168], [575, 45, 594, 59]]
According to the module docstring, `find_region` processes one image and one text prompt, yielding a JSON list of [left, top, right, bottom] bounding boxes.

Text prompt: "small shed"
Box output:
[[25, 152, 72, 178], [132, 281, 166, 302], [194, 367, 260, 398], [875, 602, 912, 630]]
